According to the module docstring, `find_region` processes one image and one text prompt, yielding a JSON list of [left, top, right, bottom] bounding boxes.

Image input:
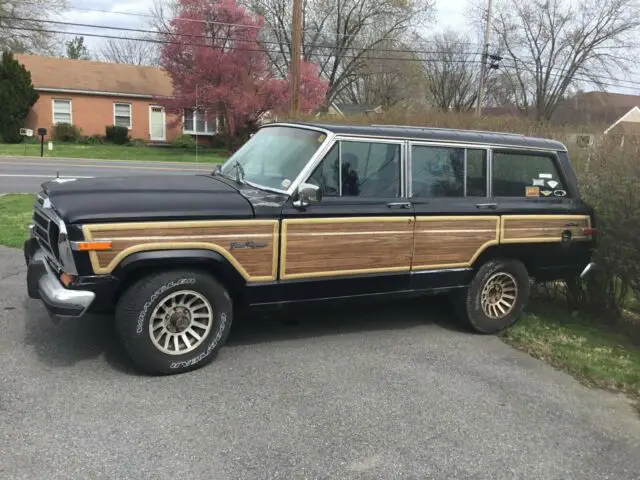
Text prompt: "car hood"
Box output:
[[42, 174, 255, 224]]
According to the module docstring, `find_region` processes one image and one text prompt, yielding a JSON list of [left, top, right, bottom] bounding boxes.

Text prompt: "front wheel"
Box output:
[[115, 270, 233, 375], [454, 259, 530, 334]]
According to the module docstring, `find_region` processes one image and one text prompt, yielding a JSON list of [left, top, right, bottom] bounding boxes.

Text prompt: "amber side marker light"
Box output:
[[59, 273, 76, 287], [73, 241, 113, 251]]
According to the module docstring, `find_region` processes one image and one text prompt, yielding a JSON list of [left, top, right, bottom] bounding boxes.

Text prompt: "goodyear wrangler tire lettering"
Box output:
[[116, 271, 233, 375]]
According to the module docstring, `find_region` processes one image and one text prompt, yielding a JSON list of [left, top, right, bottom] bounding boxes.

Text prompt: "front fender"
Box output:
[[113, 249, 247, 297]]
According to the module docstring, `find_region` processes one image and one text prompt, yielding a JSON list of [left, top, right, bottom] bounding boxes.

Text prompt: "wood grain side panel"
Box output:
[[501, 215, 591, 243], [282, 217, 414, 279], [412, 216, 500, 269], [83, 221, 278, 280]]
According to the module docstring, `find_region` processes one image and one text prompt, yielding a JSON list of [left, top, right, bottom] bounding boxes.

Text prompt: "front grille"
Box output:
[[32, 199, 61, 265]]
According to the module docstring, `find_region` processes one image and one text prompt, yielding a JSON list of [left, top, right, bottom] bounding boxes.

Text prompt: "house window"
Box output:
[[52, 99, 72, 124], [183, 109, 216, 135], [114, 103, 132, 128]]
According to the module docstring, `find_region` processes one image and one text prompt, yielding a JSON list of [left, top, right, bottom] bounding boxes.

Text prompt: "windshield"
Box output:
[[219, 126, 327, 191]]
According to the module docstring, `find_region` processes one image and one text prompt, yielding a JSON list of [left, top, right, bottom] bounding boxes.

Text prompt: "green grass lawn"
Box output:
[[0, 194, 34, 248], [503, 305, 640, 400], [0, 142, 227, 163]]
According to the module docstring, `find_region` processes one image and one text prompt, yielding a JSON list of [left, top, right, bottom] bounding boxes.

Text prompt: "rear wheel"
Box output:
[[454, 259, 530, 334], [115, 270, 233, 375]]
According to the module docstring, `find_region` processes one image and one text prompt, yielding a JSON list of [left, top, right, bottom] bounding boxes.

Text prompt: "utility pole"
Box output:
[[290, 0, 302, 118], [475, 0, 493, 117]]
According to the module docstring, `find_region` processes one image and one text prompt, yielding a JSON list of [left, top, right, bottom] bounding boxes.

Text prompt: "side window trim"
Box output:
[[489, 148, 569, 199], [407, 140, 491, 198]]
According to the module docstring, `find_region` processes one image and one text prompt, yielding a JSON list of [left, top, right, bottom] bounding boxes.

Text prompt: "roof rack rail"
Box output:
[[370, 124, 525, 137]]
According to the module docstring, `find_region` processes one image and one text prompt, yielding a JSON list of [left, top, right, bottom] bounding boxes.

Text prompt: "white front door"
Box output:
[[149, 106, 166, 141]]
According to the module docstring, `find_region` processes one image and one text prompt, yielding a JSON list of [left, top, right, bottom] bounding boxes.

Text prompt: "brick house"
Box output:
[[15, 54, 219, 143]]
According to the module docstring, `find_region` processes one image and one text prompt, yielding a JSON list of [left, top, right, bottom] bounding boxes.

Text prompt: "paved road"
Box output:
[[0, 156, 215, 193], [1, 246, 639, 479]]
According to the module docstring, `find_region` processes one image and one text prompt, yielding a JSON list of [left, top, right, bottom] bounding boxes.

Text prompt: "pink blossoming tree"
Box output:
[[160, 0, 327, 149]]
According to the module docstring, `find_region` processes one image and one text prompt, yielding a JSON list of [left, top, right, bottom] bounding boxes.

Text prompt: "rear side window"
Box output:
[[411, 145, 487, 197], [492, 151, 567, 198]]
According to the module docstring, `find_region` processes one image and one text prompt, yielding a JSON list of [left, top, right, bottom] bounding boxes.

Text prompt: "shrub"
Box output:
[[171, 133, 197, 149], [53, 123, 82, 142], [105, 125, 130, 145], [128, 138, 147, 147], [87, 134, 104, 145]]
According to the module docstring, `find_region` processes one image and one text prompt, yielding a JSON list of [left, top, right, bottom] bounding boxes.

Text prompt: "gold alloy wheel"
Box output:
[[480, 272, 518, 319]]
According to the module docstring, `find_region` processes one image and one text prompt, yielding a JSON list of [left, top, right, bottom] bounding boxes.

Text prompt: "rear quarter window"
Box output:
[[492, 151, 568, 198]]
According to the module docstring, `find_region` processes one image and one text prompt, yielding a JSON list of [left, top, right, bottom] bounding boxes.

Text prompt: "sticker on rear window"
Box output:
[[539, 173, 553, 179], [526, 186, 540, 197], [532, 179, 545, 186]]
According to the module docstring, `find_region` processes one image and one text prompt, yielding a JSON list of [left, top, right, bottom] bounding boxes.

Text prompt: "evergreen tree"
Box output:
[[0, 51, 39, 143], [66, 36, 90, 60]]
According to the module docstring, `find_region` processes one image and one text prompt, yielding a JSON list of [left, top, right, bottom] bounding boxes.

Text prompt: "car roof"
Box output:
[[268, 122, 567, 152]]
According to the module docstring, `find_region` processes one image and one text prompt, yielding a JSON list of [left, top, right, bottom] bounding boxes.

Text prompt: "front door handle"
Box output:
[[387, 202, 412, 209], [476, 203, 498, 210]]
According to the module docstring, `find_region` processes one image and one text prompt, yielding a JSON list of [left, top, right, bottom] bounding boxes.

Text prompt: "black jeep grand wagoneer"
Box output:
[[24, 123, 596, 374]]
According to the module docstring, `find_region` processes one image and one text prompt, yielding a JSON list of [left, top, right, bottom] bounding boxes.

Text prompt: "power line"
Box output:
[[1, 23, 487, 65], [498, 58, 640, 91], [1, 15, 483, 57], [5, 14, 640, 90], [15, 0, 483, 45]]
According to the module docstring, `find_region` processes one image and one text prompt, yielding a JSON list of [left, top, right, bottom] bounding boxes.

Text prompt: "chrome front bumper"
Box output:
[[25, 242, 95, 319]]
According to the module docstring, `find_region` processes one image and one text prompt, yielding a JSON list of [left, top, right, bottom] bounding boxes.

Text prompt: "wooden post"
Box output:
[[290, 0, 302, 118]]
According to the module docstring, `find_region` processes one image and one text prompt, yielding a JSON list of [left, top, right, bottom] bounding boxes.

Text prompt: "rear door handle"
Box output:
[[476, 203, 498, 210], [387, 202, 412, 209]]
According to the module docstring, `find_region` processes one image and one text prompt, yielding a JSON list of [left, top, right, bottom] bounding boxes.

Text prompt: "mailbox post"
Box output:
[[37, 128, 47, 158]]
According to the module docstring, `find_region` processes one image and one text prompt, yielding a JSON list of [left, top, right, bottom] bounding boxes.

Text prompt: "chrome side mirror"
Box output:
[[293, 183, 322, 208]]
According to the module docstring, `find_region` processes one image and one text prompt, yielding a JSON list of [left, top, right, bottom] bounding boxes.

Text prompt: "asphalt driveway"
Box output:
[[0, 246, 639, 479]]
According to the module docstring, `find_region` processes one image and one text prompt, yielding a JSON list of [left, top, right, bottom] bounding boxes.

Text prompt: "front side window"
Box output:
[[219, 126, 327, 191], [183, 109, 216, 134], [492, 151, 567, 198], [411, 146, 487, 197], [52, 99, 72, 124], [114, 103, 132, 128], [308, 140, 401, 197]]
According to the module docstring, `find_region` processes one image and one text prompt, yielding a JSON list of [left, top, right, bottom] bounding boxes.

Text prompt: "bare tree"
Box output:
[[149, 0, 180, 34], [244, 0, 434, 105], [0, 0, 68, 53], [484, 0, 640, 120], [418, 31, 482, 111], [100, 37, 160, 66], [342, 39, 428, 108]]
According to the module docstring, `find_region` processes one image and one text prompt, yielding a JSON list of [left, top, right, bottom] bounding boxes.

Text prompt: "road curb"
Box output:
[[0, 154, 221, 167]]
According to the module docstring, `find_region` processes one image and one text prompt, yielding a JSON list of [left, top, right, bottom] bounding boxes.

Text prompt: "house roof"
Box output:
[[15, 54, 173, 98], [575, 91, 640, 109], [332, 103, 381, 116]]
